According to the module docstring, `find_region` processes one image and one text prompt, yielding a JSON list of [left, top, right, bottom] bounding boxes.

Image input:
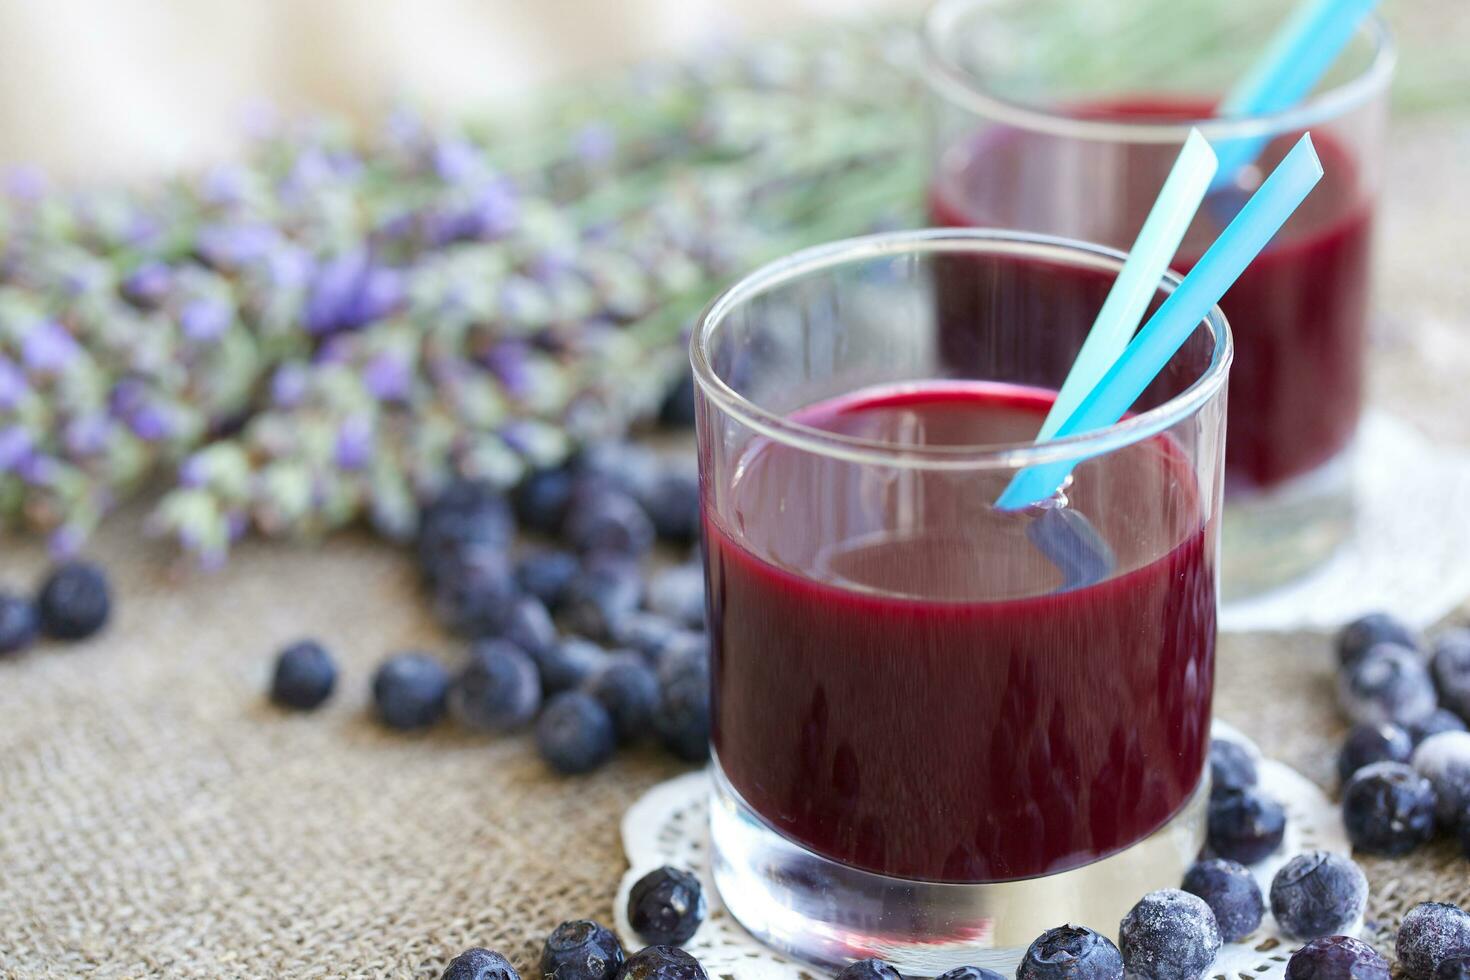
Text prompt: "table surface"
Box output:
[[2, 93, 1470, 980]]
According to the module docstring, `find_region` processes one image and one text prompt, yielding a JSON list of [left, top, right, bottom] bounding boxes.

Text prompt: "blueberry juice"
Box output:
[[693, 231, 1230, 973]]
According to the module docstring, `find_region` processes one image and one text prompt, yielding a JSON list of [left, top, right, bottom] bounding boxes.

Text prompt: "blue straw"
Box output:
[[996, 134, 1324, 511], [1211, 0, 1380, 188]]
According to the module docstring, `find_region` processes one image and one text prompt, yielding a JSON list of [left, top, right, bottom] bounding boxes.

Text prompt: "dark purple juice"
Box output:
[[704, 381, 1216, 883], [929, 98, 1374, 490]]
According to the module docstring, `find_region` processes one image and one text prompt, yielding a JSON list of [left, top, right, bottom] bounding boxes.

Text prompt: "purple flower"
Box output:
[[121, 261, 173, 307], [572, 123, 617, 166], [201, 165, 249, 206], [21, 321, 80, 372], [429, 178, 519, 245], [177, 453, 209, 487], [431, 137, 484, 184], [129, 402, 174, 442], [270, 363, 309, 408], [334, 416, 373, 470], [267, 244, 314, 290], [484, 341, 531, 397], [48, 525, 84, 560], [5, 165, 46, 201], [363, 351, 411, 401], [0, 426, 33, 472], [528, 248, 576, 283], [304, 250, 404, 335], [180, 297, 232, 342], [64, 414, 111, 457], [0, 357, 28, 410], [197, 222, 279, 270]]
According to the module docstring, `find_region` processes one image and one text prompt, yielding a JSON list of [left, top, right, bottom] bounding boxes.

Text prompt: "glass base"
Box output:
[[1221, 445, 1356, 601], [709, 760, 1208, 977]]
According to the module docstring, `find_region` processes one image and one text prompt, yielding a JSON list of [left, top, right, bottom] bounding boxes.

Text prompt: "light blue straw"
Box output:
[[996, 134, 1324, 511], [1211, 0, 1380, 188], [1036, 130, 1217, 440]]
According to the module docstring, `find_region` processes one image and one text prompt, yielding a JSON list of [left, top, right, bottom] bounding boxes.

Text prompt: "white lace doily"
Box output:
[[1222, 411, 1470, 634], [614, 723, 1348, 979]]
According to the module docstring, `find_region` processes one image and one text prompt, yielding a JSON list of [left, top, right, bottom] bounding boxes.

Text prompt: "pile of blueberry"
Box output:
[[1332, 612, 1470, 859], [268, 442, 711, 775], [0, 560, 112, 656]]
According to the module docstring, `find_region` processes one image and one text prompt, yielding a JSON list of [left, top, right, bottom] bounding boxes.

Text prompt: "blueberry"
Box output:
[[574, 442, 661, 504], [1397, 903, 1470, 980], [656, 633, 710, 686], [1209, 738, 1259, 800], [1411, 730, 1470, 827], [619, 945, 707, 980], [1408, 709, 1468, 744], [1119, 889, 1221, 980], [935, 968, 1006, 980], [1017, 924, 1124, 980], [1337, 613, 1419, 669], [645, 565, 706, 629], [516, 550, 579, 610], [561, 554, 643, 641], [1430, 632, 1470, 723], [1207, 788, 1286, 864], [834, 959, 902, 980], [563, 489, 655, 558], [418, 480, 515, 587], [269, 639, 337, 710], [628, 866, 706, 945], [372, 652, 450, 730], [585, 657, 659, 744], [502, 595, 557, 657], [659, 370, 696, 429], [515, 466, 575, 535], [1181, 858, 1264, 943], [1341, 761, 1436, 855], [1269, 851, 1368, 941], [644, 465, 700, 544], [0, 591, 39, 654], [536, 691, 616, 774], [1438, 957, 1470, 980], [440, 947, 520, 980], [540, 919, 624, 980], [534, 637, 608, 696], [36, 561, 111, 641], [612, 613, 682, 663], [1337, 723, 1414, 785], [1337, 644, 1437, 727], [1284, 936, 1389, 980], [432, 547, 520, 638], [451, 640, 542, 732], [654, 659, 710, 763]]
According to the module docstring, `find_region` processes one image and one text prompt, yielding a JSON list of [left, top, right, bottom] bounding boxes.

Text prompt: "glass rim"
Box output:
[[689, 228, 1233, 471], [921, 0, 1396, 145]]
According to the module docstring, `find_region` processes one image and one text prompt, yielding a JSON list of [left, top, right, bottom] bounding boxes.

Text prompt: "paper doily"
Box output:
[[1222, 411, 1470, 634], [614, 723, 1348, 980]]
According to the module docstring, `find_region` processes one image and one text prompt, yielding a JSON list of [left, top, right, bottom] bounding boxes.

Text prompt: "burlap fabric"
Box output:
[[2, 113, 1470, 980]]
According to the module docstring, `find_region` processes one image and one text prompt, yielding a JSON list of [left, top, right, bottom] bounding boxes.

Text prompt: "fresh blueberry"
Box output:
[[656, 633, 710, 685], [654, 658, 710, 763], [659, 370, 696, 429], [372, 652, 450, 730], [1181, 858, 1264, 943], [1397, 903, 1470, 980], [1284, 936, 1389, 980], [644, 465, 700, 544], [440, 947, 520, 980], [1119, 889, 1221, 980], [619, 945, 707, 980], [451, 640, 542, 732], [418, 480, 515, 587], [515, 466, 576, 535], [1336, 644, 1437, 727], [611, 612, 682, 663], [533, 637, 608, 696], [1430, 632, 1470, 723], [269, 639, 337, 710], [536, 691, 616, 774], [627, 866, 706, 945], [0, 591, 39, 654], [834, 960, 903, 980], [1411, 730, 1470, 827], [1337, 723, 1414, 785], [36, 561, 111, 641], [1437, 957, 1470, 980], [645, 565, 705, 629], [1337, 613, 1419, 669], [1341, 761, 1437, 855], [573, 442, 661, 505], [502, 595, 557, 658], [585, 657, 659, 744], [1269, 851, 1368, 941], [563, 489, 655, 558], [1408, 709, 1468, 744], [560, 554, 643, 641], [1210, 738, 1259, 800], [540, 919, 624, 980], [432, 547, 520, 638], [1207, 788, 1286, 864], [935, 968, 1006, 980], [1016, 924, 1124, 980], [516, 550, 579, 610]]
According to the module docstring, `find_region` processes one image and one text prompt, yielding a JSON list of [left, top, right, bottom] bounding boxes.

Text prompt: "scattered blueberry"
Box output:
[[574, 442, 661, 505], [655, 633, 710, 686], [659, 369, 697, 429], [627, 866, 706, 945], [562, 489, 655, 558], [1336, 644, 1437, 727], [451, 640, 542, 732], [935, 968, 1006, 980], [1409, 709, 1468, 744], [540, 919, 624, 980], [1269, 851, 1368, 941], [654, 657, 710, 763], [269, 639, 337, 710], [534, 637, 608, 696], [585, 657, 659, 744], [619, 945, 708, 980], [432, 547, 520, 638], [1337, 723, 1414, 785], [644, 465, 700, 544], [1337, 613, 1419, 669], [516, 550, 580, 611], [515, 466, 576, 535], [440, 947, 520, 980], [1341, 761, 1437, 855], [1016, 924, 1124, 980], [1209, 738, 1259, 800], [1397, 903, 1470, 980], [0, 591, 38, 655], [372, 652, 450, 730], [1118, 888, 1221, 980], [834, 959, 903, 980], [36, 560, 111, 641], [418, 480, 515, 587], [611, 613, 682, 663], [645, 565, 705, 629], [1207, 788, 1286, 864], [1430, 631, 1470, 721], [1411, 730, 1470, 828], [560, 554, 643, 641], [502, 595, 558, 657], [1284, 936, 1389, 980], [1436, 958, 1470, 980], [1181, 858, 1264, 943], [536, 691, 616, 774]]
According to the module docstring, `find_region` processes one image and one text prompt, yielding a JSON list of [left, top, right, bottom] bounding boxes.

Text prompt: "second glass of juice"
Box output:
[[696, 229, 1231, 975], [923, 0, 1394, 596]]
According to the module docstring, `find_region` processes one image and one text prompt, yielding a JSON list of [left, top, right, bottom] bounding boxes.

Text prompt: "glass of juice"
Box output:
[[694, 229, 1231, 974], [922, 0, 1393, 597]]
